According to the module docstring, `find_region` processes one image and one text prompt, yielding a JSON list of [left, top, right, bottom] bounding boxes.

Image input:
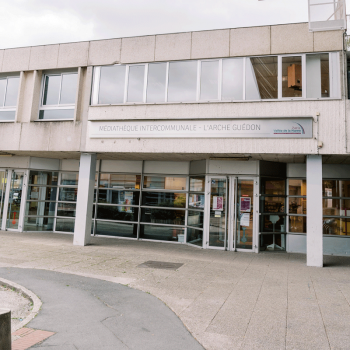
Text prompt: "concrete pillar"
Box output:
[[73, 153, 96, 246], [306, 155, 323, 267], [0, 309, 11, 350]]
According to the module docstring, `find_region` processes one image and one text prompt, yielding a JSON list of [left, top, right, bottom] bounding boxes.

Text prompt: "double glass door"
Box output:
[[206, 176, 257, 251], [0, 169, 26, 231]]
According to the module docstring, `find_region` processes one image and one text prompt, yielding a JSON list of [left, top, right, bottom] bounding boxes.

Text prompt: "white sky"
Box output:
[[0, 0, 349, 49]]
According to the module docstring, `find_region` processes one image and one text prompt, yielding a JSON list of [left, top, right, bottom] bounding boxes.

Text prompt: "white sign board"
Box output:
[[89, 118, 313, 139]]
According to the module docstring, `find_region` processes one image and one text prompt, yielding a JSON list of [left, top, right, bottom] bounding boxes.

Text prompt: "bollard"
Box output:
[[0, 309, 11, 350]]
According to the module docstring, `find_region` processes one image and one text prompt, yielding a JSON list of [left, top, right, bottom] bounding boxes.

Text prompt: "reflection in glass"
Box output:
[[282, 56, 302, 98], [187, 210, 204, 228], [306, 54, 329, 98], [27, 186, 57, 201], [0, 171, 7, 228], [127, 65, 145, 102], [139, 224, 185, 241], [323, 217, 350, 236], [141, 208, 185, 225], [4, 77, 20, 106], [289, 197, 307, 215], [56, 218, 75, 232], [289, 179, 307, 196], [0, 111, 15, 120], [96, 221, 137, 238], [7, 172, 24, 229], [60, 173, 79, 186], [57, 202, 76, 217], [248, 56, 278, 99], [98, 190, 139, 206], [142, 192, 185, 208], [188, 193, 205, 209], [187, 228, 203, 246], [97, 205, 138, 222], [200, 61, 219, 100], [60, 74, 78, 104], [29, 171, 58, 186], [39, 109, 75, 120], [261, 179, 285, 195], [168, 61, 197, 102], [143, 176, 186, 190], [289, 216, 307, 233], [99, 65, 126, 104], [146, 63, 167, 102], [222, 58, 243, 100], [245, 59, 260, 100], [190, 177, 205, 192], [26, 201, 56, 216], [323, 198, 340, 216], [0, 79, 6, 106], [261, 196, 285, 213], [100, 174, 141, 189], [23, 216, 54, 231], [260, 214, 286, 233], [323, 180, 350, 197], [43, 75, 60, 105], [58, 187, 78, 202]]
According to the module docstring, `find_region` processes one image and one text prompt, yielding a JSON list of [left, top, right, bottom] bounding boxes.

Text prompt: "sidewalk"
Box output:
[[0, 230, 350, 350]]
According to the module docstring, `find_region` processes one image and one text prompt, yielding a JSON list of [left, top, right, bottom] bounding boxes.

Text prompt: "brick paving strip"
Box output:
[[12, 327, 55, 350]]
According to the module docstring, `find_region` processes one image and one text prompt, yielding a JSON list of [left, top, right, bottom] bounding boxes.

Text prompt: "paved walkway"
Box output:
[[0, 231, 350, 349]]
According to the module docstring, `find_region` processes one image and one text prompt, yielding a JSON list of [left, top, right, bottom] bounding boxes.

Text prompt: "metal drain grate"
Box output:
[[137, 261, 183, 270]]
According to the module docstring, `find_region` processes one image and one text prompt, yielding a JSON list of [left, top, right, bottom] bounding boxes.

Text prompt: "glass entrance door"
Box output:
[[206, 176, 257, 251], [7, 171, 24, 230], [0, 170, 7, 228]]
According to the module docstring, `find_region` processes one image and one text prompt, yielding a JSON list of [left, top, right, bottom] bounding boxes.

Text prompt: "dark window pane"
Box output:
[[140, 224, 184, 241], [168, 61, 197, 102], [60, 173, 78, 186], [57, 202, 76, 217], [323, 218, 350, 236], [0, 111, 16, 121], [24, 216, 54, 231], [289, 197, 307, 215], [146, 63, 167, 103], [60, 74, 78, 104], [323, 180, 350, 197], [260, 214, 286, 233], [43, 75, 60, 105], [127, 65, 145, 102], [96, 221, 137, 238], [289, 216, 307, 233], [261, 179, 285, 195], [187, 210, 204, 228], [261, 196, 285, 213], [248, 56, 278, 99], [260, 234, 286, 251], [99, 174, 141, 189], [141, 208, 185, 225], [98, 189, 139, 205], [99, 65, 126, 104], [39, 109, 74, 120], [56, 218, 75, 232], [143, 176, 186, 190], [97, 205, 138, 222], [142, 192, 186, 208], [59, 187, 78, 202], [186, 228, 203, 246], [25, 201, 56, 216], [5, 77, 20, 107]]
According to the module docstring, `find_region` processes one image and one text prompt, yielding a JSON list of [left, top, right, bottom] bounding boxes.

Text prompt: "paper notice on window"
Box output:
[[213, 196, 223, 211], [240, 213, 250, 227], [124, 192, 133, 213], [240, 197, 251, 212]]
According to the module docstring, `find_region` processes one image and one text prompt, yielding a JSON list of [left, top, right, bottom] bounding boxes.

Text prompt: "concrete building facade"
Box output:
[[0, 22, 349, 266]]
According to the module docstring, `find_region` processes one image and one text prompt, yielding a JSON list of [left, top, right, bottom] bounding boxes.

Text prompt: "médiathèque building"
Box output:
[[0, 1, 349, 267]]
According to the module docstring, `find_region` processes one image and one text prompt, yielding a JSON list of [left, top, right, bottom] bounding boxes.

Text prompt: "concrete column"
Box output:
[[73, 153, 96, 246], [306, 155, 323, 267], [0, 309, 11, 350]]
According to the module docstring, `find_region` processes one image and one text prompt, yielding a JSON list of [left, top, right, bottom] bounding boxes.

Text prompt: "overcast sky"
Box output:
[[0, 0, 349, 49]]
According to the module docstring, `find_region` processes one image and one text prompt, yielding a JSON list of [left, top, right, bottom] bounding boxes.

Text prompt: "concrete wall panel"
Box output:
[[314, 31, 343, 52], [88, 39, 121, 66], [287, 163, 306, 177], [191, 30, 230, 59], [0, 156, 30, 169], [144, 161, 189, 174], [61, 159, 80, 171], [19, 123, 51, 151], [230, 26, 270, 57], [100, 160, 142, 173], [57, 42, 89, 68], [271, 23, 313, 54], [0, 50, 4, 71], [0, 123, 22, 151], [29, 157, 60, 170], [2, 47, 31, 72], [29, 45, 59, 70], [121, 36, 155, 64], [208, 160, 259, 174], [48, 122, 82, 151], [155, 33, 191, 61]]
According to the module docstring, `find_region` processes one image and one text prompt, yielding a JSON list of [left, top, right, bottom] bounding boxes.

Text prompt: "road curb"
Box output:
[[0, 277, 42, 332]]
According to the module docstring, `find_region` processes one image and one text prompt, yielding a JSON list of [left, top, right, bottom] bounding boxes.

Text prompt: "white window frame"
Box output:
[[38, 71, 78, 121], [0, 75, 20, 123]]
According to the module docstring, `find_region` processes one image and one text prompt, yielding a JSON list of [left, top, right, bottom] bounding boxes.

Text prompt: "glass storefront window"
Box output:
[[23, 217, 54, 231], [260, 234, 286, 251], [261, 196, 285, 213], [323, 198, 340, 216], [323, 180, 350, 197], [27, 186, 57, 201], [55, 218, 75, 233], [58, 187, 78, 202], [187, 210, 204, 228], [289, 197, 307, 215], [57, 202, 76, 217], [189, 177, 205, 192], [188, 193, 205, 209], [187, 228, 203, 246], [142, 192, 185, 208], [97, 205, 139, 222], [261, 179, 285, 195], [289, 216, 307, 233], [141, 208, 185, 225], [143, 176, 186, 190], [25, 201, 56, 217], [139, 224, 185, 241], [289, 179, 307, 196], [323, 218, 350, 236], [96, 221, 137, 238], [260, 214, 286, 233], [29, 171, 58, 185], [98, 189, 140, 206], [60, 173, 79, 186], [99, 174, 141, 189]]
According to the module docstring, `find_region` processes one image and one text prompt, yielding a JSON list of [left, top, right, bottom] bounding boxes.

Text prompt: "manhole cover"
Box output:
[[137, 261, 183, 270]]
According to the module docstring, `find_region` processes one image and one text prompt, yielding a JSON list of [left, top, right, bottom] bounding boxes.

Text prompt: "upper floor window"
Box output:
[[0, 75, 20, 122], [91, 52, 340, 105], [39, 72, 78, 120]]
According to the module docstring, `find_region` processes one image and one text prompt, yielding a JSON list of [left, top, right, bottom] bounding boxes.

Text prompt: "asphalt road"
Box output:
[[0, 267, 204, 350]]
